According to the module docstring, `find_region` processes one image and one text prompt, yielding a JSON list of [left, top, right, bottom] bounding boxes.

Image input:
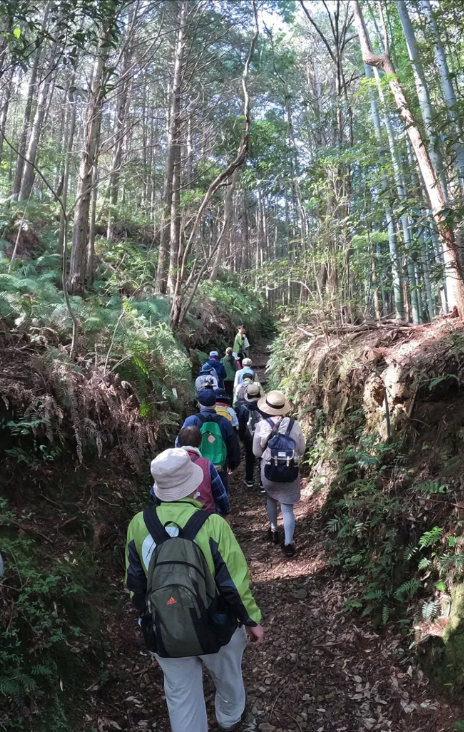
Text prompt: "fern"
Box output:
[[422, 600, 439, 620], [404, 542, 419, 560], [415, 481, 447, 494], [418, 557, 431, 570], [394, 579, 421, 600], [419, 526, 443, 549]]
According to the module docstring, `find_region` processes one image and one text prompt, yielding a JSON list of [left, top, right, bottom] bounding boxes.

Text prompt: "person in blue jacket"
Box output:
[[205, 351, 227, 389], [180, 389, 240, 491]]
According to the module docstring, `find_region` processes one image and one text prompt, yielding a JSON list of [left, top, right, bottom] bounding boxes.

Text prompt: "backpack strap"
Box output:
[[143, 506, 172, 545], [198, 412, 222, 425], [285, 418, 295, 436], [264, 417, 282, 449], [181, 509, 213, 541]]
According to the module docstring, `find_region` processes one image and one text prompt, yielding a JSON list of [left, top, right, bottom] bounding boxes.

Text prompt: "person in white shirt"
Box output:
[[234, 358, 254, 388]]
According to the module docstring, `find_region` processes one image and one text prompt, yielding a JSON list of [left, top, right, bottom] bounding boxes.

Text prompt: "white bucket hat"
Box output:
[[257, 390, 291, 416], [245, 382, 261, 402], [151, 448, 203, 502]]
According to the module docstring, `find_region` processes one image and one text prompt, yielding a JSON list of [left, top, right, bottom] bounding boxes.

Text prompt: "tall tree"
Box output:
[[352, 0, 464, 317]]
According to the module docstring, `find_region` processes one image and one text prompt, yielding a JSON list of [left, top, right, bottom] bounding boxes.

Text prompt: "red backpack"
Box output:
[[185, 449, 215, 512]]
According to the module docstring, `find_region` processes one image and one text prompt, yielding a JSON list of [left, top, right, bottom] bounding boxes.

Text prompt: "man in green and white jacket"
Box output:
[[125, 448, 263, 732]]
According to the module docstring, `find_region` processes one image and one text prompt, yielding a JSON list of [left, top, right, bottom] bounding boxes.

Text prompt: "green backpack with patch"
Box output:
[[197, 414, 227, 470], [140, 506, 236, 658]]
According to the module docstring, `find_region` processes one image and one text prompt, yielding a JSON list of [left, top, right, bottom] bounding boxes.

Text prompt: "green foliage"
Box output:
[[0, 498, 101, 731], [419, 527, 443, 549]]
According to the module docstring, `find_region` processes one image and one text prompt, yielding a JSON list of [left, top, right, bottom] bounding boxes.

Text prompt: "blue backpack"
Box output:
[[264, 418, 299, 483]]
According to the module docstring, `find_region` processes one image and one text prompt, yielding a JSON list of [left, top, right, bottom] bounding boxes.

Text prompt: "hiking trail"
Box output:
[[91, 343, 460, 732]]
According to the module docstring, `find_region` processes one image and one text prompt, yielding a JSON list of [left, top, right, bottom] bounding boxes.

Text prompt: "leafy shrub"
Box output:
[[0, 498, 101, 731]]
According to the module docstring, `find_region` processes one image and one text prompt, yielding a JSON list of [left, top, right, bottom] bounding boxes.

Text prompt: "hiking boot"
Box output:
[[267, 527, 280, 544], [244, 480, 254, 490], [282, 543, 296, 558]]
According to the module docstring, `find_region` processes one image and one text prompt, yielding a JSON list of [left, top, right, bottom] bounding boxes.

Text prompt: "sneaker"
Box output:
[[282, 543, 296, 558], [259, 484, 265, 494], [244, 480, 254, 490], [267, 527, 280, 544]]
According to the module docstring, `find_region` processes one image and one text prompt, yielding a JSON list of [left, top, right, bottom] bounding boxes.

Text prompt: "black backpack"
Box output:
[[140, 507, 236, 658]]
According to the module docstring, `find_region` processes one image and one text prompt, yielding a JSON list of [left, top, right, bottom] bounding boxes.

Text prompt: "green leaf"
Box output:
[[428, 374, 458, 391], [13, 27, 21, 39], [435, 582, 447, 592]]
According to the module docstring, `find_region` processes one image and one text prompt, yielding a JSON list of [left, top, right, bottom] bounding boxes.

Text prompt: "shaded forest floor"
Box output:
[[89, 343, 463, 732]]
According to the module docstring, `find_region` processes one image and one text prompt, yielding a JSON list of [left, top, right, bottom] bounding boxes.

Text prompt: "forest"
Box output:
[[2, 0, 464, 731]]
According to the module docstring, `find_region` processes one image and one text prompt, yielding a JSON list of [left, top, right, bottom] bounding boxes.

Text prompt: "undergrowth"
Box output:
[[0, 215, 270, 469], [0, 497, 106, 732], [269, 323, 464, 661]]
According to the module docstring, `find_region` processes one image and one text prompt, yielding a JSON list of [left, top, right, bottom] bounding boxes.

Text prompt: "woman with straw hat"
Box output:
[[252, 390, 306, 558]]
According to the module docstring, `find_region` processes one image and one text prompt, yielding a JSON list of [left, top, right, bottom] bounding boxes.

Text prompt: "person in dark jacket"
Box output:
[[237, 382, 263, 490], [205, 351, 227, 389], [181, 389, 240, 492]]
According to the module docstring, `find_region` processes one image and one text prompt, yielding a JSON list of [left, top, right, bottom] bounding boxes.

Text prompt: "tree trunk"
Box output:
[[107, 11, 135, 244], [419, 0, 464, 195], [397, 1, 448, 199], [19, 38, 59, 201], [155, 0, 187, 294], [209, 169, 238, 282], [364, 62, 404, 319], [58, 79, 78, 254], [352, 0, 464, 317], [0, 68, 13, 169], [68, 24, 111, 296], [170, 3, 259, 330], [11, 4, 50, 200]]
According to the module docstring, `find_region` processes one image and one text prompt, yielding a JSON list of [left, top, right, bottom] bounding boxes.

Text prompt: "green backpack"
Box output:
[[141, 506, 236, 658], [198, 414, 227, 470]]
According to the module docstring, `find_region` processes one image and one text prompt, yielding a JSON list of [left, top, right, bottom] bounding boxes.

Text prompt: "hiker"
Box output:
[[253, 390, 306, 558], [173, 426, 231, 517], [205, 350, 227, 389], [195, 363, 218, 394], [125, 448, 263, 732], [234, 357, 255, 387], [233, 371, 263, 409], [221, 347, 238, 399], [181, 388, 240, 491], [233, 325, 249, 364], [214, 387, 239, 428], [237, 382, 264, 491]]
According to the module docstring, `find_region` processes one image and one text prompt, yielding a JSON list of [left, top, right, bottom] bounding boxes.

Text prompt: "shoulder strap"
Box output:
[[143, 506, 171, 545], [197, 413, 206, 425], [190, 453, 200, 463], [264, 417, 282, 449], [201, 412, 222, 425], [181, 509, 213, 541], [285, 418, 295, 436]]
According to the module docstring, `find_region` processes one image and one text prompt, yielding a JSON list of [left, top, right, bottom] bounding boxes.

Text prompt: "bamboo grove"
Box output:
[[1, 1, 464, 328]]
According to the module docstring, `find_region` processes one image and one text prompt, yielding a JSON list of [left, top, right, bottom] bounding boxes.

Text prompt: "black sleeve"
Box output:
[[126, 539, 147, 612], [224, 420, 241, 470], [237, 406, 249, 441]]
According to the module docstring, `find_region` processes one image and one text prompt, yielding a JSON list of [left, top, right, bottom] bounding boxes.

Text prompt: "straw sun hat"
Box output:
[[257, 390, 291, 416], [151, 448, 203, 502]]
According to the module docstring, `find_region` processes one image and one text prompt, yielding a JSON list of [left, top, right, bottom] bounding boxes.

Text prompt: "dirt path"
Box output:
[[92, 344, 461, 732]]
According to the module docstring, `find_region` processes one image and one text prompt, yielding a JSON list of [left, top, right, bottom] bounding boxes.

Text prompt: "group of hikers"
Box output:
[[125, 324, 306, 732]]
